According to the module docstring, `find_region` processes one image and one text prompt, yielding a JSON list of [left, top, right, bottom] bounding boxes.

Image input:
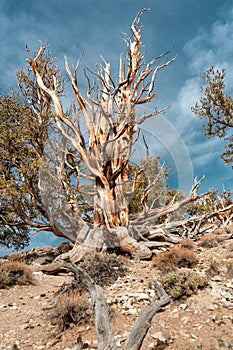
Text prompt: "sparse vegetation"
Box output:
[[48, 290, 93, 333], [179, 238, 195, 250], [0, 261, 34, 288], [198, 233, 220, 248], [7, 252, 23, 262], [159, 271, 208, 300], [226, 261, 233, 279], [77, 253, 127, 287], [153, 246, 198, 272], [206, 259, 220, 278]]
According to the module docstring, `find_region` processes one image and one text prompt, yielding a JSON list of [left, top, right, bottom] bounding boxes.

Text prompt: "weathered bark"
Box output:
[[134, 203, 233, 247], [123, 280, 170, 350], [56, 226, 152, 263], [130, 177, 209, 225], [60, 258, 170, 350], [29, 9, 176, 256]]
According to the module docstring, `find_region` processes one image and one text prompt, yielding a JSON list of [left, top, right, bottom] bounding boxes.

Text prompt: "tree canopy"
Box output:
[[192, 66, 233, 167]]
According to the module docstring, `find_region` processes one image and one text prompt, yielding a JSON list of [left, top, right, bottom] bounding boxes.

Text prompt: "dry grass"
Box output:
[[179, 238, 195, 250], [198, 233, 222, 248], [153, 246, 198, 272], [0, 261, 34, 288], [226, 261, 233, 279], [206, 260, 220, 278], [7, 252, 23, 262], [159, 271, 208, 300], [48, 289, 93, 333]]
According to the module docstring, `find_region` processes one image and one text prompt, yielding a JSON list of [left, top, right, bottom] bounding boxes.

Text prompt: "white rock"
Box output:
[[190, 333, 197, 339], [180, 303, 187, 310], [151, 331, 171, 343]]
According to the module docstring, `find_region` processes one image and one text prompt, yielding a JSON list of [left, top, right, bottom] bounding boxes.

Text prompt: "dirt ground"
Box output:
[[0, 231, 233, 350]]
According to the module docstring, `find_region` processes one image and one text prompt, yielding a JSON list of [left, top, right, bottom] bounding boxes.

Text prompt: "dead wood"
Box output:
[[60, 258, 170, 350]]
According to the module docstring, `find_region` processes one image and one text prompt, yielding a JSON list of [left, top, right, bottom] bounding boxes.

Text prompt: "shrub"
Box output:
[[77, 253, 127, 287], [226, 261, 233, 279], [198, 233, 220, 248], [0, 261, 34, 288], [179, 238, 194, 250], [153, 246, 198, 272], [49, 290, 93, 332], [159, 271, 208, 300], [7, 252, 23, 262], [206, 260, 220, 277]]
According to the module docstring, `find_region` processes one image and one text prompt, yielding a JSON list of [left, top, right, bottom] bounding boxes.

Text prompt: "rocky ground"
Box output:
[[0, 228, 233, 350]]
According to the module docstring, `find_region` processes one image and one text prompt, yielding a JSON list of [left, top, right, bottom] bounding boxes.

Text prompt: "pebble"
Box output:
[[211, 275, 222, 282], [151, 331, 171, 343], [180, 303, 187, 310], [190, 333, 197, 339]]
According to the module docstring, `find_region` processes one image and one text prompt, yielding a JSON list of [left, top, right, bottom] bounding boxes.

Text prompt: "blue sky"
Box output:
[[1, 0, 233, 252]]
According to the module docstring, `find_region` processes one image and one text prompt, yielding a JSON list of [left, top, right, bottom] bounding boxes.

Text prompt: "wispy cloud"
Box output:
[[166, 6, 233, 189]]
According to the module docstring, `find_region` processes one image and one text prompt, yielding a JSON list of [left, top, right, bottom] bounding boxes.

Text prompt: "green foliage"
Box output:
[[129, 156, 168, 214], [159, 271, 208, 300], [0, 261, 34, 288], [192, 66, 233, 166], [0, 48, 65, 249]]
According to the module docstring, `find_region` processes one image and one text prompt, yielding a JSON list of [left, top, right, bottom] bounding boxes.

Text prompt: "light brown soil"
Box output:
[[0, 232, 233, 350]]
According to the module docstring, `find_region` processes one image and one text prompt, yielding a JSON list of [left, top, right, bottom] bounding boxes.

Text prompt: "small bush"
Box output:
[[7, 252, 23, 262], [179, 238, 194, 250], [77, 253, 127, 287], [0, 261, 34, 288], [206, 260, 220, 278], [159, 271, 208, 300], [153, 246, 198, 272], [198, 233, 220, 248], [49, 290, 93, 332], [226, 261, 233, 279]]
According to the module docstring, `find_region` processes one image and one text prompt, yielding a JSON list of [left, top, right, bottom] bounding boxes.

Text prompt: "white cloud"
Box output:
[[184, 9, 233, 77], [170, 6, 233, 170]]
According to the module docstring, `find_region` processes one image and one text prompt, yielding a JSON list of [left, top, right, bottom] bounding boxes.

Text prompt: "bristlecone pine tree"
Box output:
[[2, 9, 215, 259], [27, 9, 208, 261]]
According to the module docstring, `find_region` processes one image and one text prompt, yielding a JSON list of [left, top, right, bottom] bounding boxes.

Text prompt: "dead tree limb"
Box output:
[[123, 280, 170, 350], [60, 258, 170, 350], [130, 177, 209, 225], [60, 258, 118, 350]]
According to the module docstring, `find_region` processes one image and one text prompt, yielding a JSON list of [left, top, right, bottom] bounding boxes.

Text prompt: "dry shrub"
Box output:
[[198, 233, 221, 248], [179, 238, 194, 250], [226, 261, 233, 279], [49, 290, 93, 332], [206, 260, 220, 277], [0, 261, 34, 288], [7, 252, 24, 262], [153, 246, 198, 272], [77, 252, 127, 287], [159, 271, 208, 300]]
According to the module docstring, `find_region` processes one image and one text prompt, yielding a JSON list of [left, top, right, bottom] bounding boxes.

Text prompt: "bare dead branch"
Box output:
[[60, 258, 170, 350], [59, 258, 119, 350], [123, 279, 170, 350]]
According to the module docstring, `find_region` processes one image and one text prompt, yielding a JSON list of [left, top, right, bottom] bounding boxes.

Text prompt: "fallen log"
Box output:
[[60, 257, 170, 350]]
